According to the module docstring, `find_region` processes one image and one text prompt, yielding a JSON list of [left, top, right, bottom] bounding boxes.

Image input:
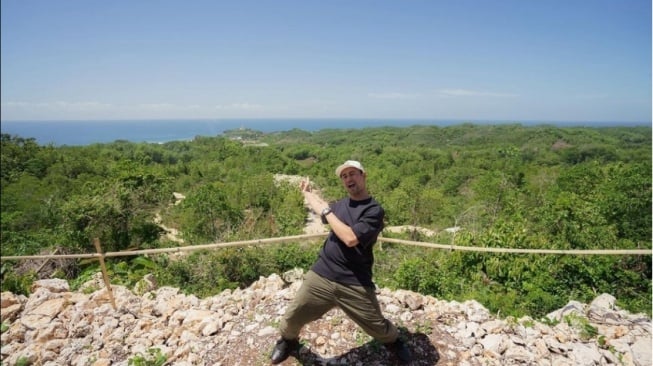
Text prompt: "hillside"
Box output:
[[2, 125, 651, 341], [1, 272, 650, 366]]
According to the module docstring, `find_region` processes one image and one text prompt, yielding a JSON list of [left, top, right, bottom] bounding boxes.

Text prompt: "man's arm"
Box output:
[[302, 190, 359, 247]]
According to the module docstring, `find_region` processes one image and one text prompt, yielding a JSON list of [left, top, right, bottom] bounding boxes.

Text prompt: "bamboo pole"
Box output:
[[378, 237, 652, 255], [0, 233, 328, 261], [0, 232, 650, 262], [93, 238, 117, 311]]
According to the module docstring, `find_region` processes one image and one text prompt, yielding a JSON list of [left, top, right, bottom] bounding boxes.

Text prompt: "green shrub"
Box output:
[[128, 348, 167, 366], [0, 263, 36, 296]]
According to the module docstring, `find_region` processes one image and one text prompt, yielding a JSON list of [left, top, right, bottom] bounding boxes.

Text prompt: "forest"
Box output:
[[1, 123, 651, 319]]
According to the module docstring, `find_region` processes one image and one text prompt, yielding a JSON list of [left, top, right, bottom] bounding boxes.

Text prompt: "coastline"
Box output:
[[1, 119, 649, 147]]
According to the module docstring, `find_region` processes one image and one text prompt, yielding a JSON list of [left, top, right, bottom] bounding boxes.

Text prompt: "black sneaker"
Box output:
[[387, 338, 412, 364], [270, 338, 299, 364]]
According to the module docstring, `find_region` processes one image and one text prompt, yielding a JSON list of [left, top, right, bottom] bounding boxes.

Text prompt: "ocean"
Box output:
[[1, 119, 648, 146]]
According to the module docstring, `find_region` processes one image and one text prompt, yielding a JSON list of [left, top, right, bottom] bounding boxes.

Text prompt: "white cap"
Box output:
[[335, 160, 365, 177]]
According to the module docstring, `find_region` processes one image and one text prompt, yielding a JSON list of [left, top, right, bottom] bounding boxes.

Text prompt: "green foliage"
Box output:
[[393, 257, 444, 295], [1, 134, 44, 182], [68, 264, 102, 292], [65, 255, 162, 293], [107, 257, 159, 289], [598, 162, 651, 241], [128, 348, 167, 366], [564, 314, 599, 340], [0, 263, 36, 296], [272, 242, 319, 270], [153, 242, 319, 297], [171, 181, 246, 243], [16, 356, 32, 366]]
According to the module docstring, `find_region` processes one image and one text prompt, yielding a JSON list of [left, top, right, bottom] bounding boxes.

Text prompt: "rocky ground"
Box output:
[[1, 272, 650, 366]]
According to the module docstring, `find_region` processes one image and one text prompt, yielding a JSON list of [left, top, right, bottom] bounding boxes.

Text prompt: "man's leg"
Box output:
[[334, 283, 412, 363], [272, 271, 335, 364], [333, 283, 398, 343], [279, 270, 336, 339]]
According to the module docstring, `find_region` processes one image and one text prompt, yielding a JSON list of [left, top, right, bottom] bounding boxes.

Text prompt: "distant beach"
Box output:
[[1, 119, 648, 147]]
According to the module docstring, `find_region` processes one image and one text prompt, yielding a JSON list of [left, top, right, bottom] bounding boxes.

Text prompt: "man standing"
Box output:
[[270, 160, 412, 364]]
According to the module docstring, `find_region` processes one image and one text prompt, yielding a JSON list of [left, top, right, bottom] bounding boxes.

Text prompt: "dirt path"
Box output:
[[154, 192, 186, 243], [274, 174, 329, 235], [303, 206, 329, 235]]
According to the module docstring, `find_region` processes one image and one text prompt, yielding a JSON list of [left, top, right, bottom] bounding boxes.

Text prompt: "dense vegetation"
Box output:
[[1, 124, 651, 318]]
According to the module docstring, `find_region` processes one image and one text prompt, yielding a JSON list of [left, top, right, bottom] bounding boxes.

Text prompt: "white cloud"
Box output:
[[367, 90, 518, 100], [1, 100, 213, 120], [367, 92, 420, 99], [2, 100, 113, 110], [214, 103, 263, 110], [138, 103, 175, 109], [437, 89, 518, 98], [2, 101, 31, 107], [51, 101, 113, 109], [132, 103, 203, 112]]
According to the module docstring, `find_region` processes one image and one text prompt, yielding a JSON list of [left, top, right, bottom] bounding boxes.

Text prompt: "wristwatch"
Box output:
[[320, 207, 332, 224]]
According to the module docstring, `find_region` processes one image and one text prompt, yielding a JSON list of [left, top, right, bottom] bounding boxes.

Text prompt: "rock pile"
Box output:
[[1, 271, 650, 366]]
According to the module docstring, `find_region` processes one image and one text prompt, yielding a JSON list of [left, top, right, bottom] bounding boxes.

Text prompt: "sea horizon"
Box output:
[[1, 118, 650, 147]]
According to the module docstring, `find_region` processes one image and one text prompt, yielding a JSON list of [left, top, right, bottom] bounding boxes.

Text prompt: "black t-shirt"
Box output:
[[310, 196, 385, 287]]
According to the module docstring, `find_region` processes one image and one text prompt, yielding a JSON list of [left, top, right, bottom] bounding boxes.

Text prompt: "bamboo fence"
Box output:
[[1, 233, 650, 262], [1, 233, 649, 311]]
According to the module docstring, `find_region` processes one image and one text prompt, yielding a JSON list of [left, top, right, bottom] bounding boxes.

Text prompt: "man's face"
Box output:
[[339, 167, 365, 197]]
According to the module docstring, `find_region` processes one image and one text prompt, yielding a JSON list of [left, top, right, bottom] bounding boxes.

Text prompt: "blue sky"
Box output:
[[1, 0, 651, 122]]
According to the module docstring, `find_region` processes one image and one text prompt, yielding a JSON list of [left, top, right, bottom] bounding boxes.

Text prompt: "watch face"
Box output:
[[321, 208, 330, 224]]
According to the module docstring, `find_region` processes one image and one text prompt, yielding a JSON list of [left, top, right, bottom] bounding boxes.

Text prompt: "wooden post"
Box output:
[[36, 248, 59, 274], [93, 238, 117, 310]]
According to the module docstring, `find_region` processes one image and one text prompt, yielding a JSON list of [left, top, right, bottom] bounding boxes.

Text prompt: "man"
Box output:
[[270, 160, 412, 364]]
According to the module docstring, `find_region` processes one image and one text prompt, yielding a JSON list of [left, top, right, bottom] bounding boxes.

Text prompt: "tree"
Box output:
[[178, 182, 243, 243]]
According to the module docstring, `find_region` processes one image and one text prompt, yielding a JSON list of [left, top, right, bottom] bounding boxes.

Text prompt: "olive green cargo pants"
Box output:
[[279, 270, 399, 344]]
